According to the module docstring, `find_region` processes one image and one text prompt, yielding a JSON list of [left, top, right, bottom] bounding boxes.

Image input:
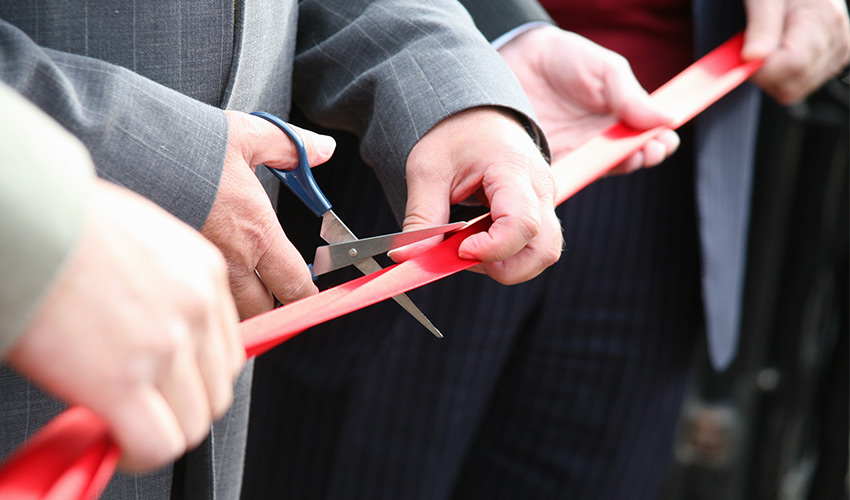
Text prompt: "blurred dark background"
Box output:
[[661, 70, 849, 500]]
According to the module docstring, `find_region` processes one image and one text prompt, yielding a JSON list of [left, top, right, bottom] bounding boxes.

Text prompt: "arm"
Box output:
[[293, 0, 563, 283], [292, 0, 547, 214], [460, 0, 680, 171], [0, 19, 333, 317], [0, 83, 244, 471]]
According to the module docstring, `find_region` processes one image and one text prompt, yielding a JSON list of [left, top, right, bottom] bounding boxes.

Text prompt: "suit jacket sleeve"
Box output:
[[0, 20, 228, 231], [292, 0, 549, 218], [459, 0, 553, 42], [0, 83, 93, 355]]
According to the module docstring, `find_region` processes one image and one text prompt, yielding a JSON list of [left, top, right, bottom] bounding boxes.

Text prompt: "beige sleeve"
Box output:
[[0, 82, 95, 356]]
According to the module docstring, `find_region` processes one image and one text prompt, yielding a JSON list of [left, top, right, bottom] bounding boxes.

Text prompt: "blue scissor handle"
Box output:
[[251, 111, 332, 217]]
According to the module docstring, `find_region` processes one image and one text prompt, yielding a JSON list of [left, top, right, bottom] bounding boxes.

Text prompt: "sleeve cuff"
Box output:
[[491, 21, 554, 50]]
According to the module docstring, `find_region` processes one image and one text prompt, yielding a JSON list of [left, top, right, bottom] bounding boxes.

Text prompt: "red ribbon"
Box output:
[[0, 406, 119, 500], [0, 32, 759, 500]]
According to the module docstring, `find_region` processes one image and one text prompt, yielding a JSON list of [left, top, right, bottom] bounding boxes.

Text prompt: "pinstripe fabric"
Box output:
[[244, 127, 701, 499], [6, 0, 234, 106], [452, 145, 700, 498]]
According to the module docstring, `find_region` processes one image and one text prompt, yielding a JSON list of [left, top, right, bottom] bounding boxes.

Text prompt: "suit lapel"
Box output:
[[222, 0, 297, 114]]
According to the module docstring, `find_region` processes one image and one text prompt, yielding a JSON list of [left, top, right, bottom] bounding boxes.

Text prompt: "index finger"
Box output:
[[742, 0, 785, 61], [254, 224, 319, 306], [457, 162, 550, 262]]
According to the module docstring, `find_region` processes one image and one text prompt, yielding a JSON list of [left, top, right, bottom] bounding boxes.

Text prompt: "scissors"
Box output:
[[251, 111, 463, 338]]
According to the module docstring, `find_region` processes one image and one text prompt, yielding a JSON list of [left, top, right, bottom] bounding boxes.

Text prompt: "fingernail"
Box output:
[[388, 241, 426, 262], [458, 251, 475, 261], [316, 135, 336, 158]]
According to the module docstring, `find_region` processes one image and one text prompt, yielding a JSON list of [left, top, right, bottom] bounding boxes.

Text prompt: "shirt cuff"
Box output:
[[491, 21, 553, 50]]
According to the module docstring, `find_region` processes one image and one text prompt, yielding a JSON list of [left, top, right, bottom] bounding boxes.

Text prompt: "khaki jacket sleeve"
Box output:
[[0, 82, 93, 356]]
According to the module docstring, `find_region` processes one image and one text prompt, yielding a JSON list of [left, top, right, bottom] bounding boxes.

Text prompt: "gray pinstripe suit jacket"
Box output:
[[0, 1, 539, 498]]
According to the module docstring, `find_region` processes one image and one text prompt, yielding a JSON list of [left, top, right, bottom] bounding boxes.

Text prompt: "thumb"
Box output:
[[742, 0, 785, 60], [227, 111, 336, 170]]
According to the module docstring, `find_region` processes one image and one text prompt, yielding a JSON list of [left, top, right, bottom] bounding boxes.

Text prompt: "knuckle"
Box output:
[[783, 57, 808, 80], [175, 282, 217, 331], [516, 212, 542, 242], [151, 325, 191, 360], [542, 243, 563, 267], [184, 418, 211, 449], [538, 217, 564, 269], [211, 388, 235, 419], [152, 448, 180, 469], [402, 211, 432, 230], [214, 211, 276, 267], [254, 215, 286, 257], [772, 82, 805, 105], [494, 152, 551, 195], [156, 431, 187, 465], [776, 90, 798, 106]]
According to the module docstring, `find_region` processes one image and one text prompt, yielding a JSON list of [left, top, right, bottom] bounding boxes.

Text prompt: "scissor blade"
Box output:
[[318, 210, 359, 248], [318, 211, 444, 338], [312, 221, 466, 277]]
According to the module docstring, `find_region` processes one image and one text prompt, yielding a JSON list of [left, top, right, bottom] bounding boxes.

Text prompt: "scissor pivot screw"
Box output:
[[348, 248, 358, 258]]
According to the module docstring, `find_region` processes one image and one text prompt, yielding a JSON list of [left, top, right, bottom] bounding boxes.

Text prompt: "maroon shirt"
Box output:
[[539, 0, 693, 91]]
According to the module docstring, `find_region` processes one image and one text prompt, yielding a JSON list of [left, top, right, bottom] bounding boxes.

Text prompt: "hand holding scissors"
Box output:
[[252, 112, 463, 337]]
